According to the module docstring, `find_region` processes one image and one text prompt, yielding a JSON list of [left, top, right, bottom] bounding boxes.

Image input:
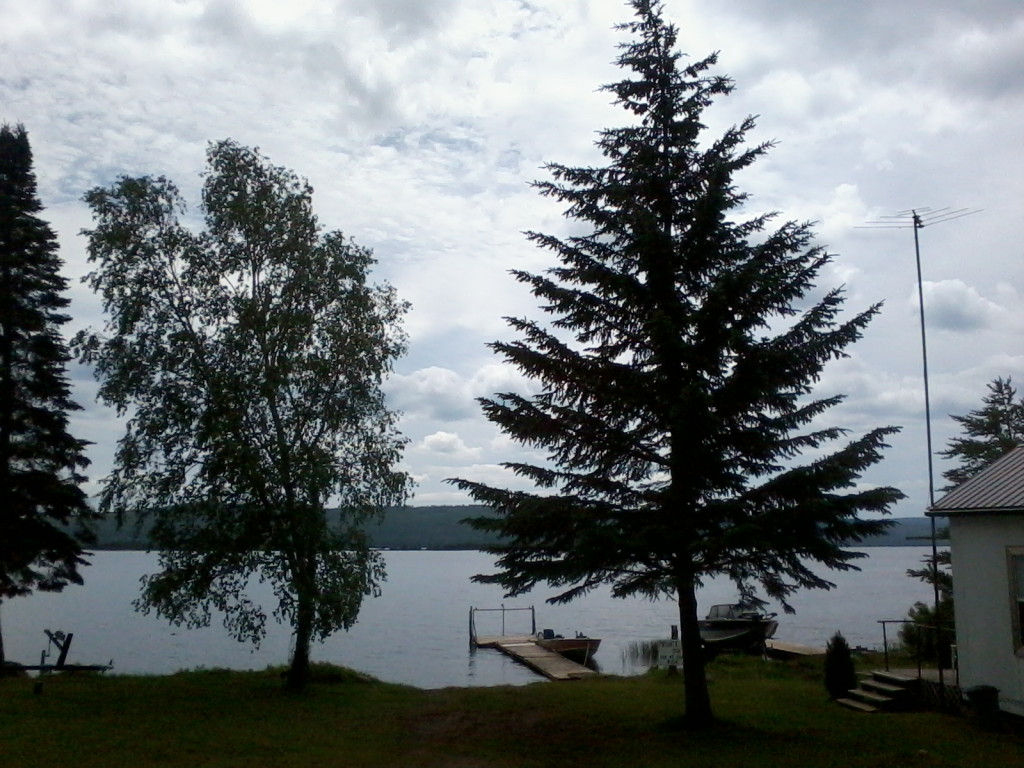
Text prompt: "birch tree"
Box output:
[[76, 140, 410, 689]]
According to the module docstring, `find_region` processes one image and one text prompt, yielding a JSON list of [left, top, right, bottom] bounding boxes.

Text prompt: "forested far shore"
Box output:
[[80, 507, 940, 551]]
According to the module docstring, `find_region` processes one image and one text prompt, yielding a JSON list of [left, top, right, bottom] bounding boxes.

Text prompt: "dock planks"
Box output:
[[474, 635, 597, 681], [764, 639, 824, 658]]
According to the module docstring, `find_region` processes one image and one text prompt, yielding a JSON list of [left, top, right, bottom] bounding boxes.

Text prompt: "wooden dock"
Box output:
[[474, 635, 597, 681], [764, 639, 825, 658], [469, 606, 597, 681]]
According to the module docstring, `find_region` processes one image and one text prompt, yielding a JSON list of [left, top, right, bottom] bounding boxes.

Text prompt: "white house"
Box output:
[[928, 445, 1024, 717]]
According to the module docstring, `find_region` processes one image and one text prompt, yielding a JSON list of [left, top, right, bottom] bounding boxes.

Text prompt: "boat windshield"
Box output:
[[707, 604, 738, 619], [707, 604, 766, 620]]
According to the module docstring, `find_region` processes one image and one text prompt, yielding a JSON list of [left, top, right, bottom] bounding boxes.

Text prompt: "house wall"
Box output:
[[949, 514, 1024, 717]]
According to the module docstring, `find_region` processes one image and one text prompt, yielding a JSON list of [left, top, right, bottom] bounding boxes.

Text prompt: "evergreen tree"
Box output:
[[0, 124, 93, 666], [899, 547, 955, 667], [451, 0, 903, 725], [824, 631, 857, 700], [939, 376, 1023, 489]]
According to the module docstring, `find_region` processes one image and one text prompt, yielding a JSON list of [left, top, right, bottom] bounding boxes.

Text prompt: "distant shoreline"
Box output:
[[81, 507, 943, 552]]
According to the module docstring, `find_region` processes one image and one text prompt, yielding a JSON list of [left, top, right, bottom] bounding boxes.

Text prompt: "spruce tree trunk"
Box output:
[[0, 605, 6, 667], [677, 574, 714, 725]]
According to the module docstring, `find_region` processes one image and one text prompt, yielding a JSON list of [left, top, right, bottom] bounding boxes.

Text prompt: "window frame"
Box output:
[[1009, 546, 1024, 658]]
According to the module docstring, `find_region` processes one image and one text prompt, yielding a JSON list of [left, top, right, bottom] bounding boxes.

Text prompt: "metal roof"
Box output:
[[928, 445, 1024, 515]]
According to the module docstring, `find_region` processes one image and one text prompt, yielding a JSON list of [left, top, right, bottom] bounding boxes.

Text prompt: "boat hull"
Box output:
[[698, 620, 778, 653], [698, 604, 779, 654], [535, 637, 601, 663]]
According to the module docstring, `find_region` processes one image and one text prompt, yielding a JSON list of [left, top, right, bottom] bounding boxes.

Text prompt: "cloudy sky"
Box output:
[[4, 0, 1022, 517]]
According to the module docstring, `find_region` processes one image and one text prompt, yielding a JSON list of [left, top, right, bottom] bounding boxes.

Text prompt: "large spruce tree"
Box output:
[[452, 1, 903, 724], [0, 124, 93, 666], [939, 376, 1023, 489]]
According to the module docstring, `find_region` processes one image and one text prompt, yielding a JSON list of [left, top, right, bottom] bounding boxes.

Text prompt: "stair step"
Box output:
[[869, 671, 916, 687], [860, 679, 906, 696], [836, 671, 923, 713], [850, 688, 893, 706], [836, 697, 879, 713]]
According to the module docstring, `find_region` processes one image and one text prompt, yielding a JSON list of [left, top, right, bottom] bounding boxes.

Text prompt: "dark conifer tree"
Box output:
[[451, 1, 903, 724], [939, 376, 1023, 490], [0, 124, 93, 666], [823, 631, 857, 699]]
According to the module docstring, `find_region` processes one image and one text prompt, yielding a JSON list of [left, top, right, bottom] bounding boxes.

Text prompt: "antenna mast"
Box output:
[[859, 205, 980, 686], [859, 207, 981, 507]]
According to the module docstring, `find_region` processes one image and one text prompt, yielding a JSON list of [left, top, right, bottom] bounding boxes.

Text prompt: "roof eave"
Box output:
[[927, 506, 1024, 517]]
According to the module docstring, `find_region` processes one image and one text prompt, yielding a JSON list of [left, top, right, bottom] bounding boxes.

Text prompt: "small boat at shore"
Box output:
[[699, 604, 778, 654], [535, 629, 601, 663]]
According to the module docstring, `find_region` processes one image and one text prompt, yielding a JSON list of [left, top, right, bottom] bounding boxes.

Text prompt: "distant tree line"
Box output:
[[75, 506, 938, 551], [81, 505, 495, 551]]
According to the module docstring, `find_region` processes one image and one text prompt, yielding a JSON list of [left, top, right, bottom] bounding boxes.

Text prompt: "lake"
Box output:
[[1, 548, 936, 688]]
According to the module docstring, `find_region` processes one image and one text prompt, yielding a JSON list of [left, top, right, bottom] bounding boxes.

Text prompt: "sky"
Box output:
[[3, 0, 1022, 517]]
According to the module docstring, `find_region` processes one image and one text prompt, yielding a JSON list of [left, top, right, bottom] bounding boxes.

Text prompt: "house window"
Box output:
[[1011, 548, 1024, 653]]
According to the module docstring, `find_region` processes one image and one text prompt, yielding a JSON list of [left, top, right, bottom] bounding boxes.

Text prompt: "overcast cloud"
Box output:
[[3, 0, 1022, 515]]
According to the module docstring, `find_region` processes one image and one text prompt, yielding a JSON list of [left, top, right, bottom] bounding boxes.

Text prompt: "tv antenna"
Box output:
[[858, 206, 981, 507], [859, 206, 980, 686], [860, 206, 981, 233]]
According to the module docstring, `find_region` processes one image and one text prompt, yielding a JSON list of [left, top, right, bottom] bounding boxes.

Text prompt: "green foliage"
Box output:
[[899, 599, 955, 668], [451, 0, 902, 724], [74, 139, 410, 688], [939, 376, 1023, 490], [823, 631, 856, 699], [900, 548, 955, 666], [0, 123, 95, 663], [906, 546, 952, 601]]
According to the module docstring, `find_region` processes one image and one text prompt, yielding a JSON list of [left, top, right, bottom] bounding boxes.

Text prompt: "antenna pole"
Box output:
[[910, 211, 942, 683], [911, 210, 936, 508], [860, 204, 980, 687]]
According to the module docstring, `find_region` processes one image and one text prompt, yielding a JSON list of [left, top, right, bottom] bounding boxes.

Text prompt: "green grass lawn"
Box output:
[[2, 657, 1020, 768]]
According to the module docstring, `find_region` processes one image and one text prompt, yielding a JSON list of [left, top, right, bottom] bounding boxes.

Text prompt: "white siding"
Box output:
[[949, 515, 1024, 717]]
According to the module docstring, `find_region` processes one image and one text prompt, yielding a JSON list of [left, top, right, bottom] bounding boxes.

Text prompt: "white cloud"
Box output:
[[387, 366, 476, 421], [6, 0, 1024, 516], [918, 279, 1006, 332], [419, 431, 482, 460], [386, 361, 536, 423]]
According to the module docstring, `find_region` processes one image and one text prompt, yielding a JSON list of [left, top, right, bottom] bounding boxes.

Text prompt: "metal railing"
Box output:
[[878, 618, 958, 686], [469, 605, 536, 645]]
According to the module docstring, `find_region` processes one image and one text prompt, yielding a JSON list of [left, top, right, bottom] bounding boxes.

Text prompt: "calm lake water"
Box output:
[[2, 548, 935, 688]]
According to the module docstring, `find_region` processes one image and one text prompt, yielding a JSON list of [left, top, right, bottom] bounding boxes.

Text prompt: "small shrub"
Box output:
[[824, 631, 857, 699]]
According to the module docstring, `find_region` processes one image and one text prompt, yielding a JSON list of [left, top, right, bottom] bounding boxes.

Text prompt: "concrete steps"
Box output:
[[836, 671, 917, 713]]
